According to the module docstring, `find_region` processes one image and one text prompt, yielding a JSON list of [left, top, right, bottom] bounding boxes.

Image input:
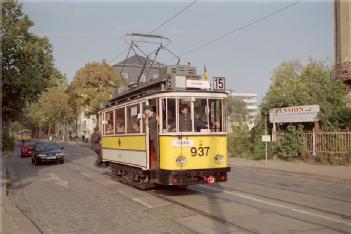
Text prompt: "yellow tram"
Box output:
[[16, 129, 32, 141], [99, 64, 230, 189]]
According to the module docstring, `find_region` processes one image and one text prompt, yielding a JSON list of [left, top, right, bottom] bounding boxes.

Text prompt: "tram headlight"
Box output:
[[176, 156, 187, 167], [214, 155, 224, 165]]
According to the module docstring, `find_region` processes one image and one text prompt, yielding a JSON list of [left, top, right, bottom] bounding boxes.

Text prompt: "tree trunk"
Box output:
[[48, 123, 51, 139]]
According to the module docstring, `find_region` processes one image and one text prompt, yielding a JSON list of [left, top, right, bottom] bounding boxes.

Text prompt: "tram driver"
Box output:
[[144, 104, 159, 168], [179, 104, 192, 132]]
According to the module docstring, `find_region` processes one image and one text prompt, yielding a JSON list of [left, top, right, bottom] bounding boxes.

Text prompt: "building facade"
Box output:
[[76, 111, 96, 142], [334, 0, 351, 89], [229, 92, 259, 131]]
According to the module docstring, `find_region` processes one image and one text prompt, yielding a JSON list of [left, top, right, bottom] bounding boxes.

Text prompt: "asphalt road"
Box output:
[[6, 142, 351, 234]]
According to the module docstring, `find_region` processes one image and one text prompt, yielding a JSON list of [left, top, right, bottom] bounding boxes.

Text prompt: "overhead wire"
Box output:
[[108, 0, 196, 64], [149, 0, 196, 34], [166, 0, 299, 63]]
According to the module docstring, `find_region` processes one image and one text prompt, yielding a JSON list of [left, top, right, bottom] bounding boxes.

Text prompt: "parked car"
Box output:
[[32, 142, 65, 165], [20, 140, 36, 158]]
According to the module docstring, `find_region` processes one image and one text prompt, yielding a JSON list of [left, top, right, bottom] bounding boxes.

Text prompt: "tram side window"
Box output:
[[98, 114, 102, 133], [105, 111, 114, 135], [179, 98, 192, 132], [115, 108, 125, 134], [209, 99, 223, 132], [194, 99, 209, 132], [162, 99, 176, 132], [127, 104, 140, 133]]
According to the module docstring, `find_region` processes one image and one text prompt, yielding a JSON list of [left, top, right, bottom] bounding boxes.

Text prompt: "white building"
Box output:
[[76, 111, 97, 142], [229, 92, 259, 130]]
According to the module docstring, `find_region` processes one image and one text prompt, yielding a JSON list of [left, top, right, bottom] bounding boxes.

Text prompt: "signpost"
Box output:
[[261, 135, 271, 166], [269, 104, 320, 156]]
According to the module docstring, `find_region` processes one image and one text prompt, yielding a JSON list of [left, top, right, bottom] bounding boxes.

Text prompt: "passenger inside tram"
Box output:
[[106, 122, 114, 134], [194, 109, 208, 132], [132, 121, 140, 133], [167, 110, 176, 131], [116, 120, 125, 133]]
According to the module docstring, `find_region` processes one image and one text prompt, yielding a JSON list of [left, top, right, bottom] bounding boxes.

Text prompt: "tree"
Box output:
[[227, 96, 248, 123], [39, 89, 74, 136], [261, 59, 351, 130], [2, 0, 64, 126], [70, 61, 126, 115]]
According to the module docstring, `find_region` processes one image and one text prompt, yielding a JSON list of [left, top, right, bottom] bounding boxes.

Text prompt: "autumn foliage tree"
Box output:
[[26, 88, 74, 138], [70, 61, 126, 116]]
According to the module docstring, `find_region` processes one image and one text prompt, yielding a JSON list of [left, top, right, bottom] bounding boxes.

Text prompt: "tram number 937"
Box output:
[[190, 147, 210, 157]]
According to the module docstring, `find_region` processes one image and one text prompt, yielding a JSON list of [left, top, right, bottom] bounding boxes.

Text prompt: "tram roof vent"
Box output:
[[160, 65, 197, 78]]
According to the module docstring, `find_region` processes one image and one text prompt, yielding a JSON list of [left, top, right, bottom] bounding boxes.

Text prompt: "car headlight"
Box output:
[[37, 154, 46, 157], [176, 156, 187, 167], [56, 153, 64, 156], [214, 155, 224, 165]]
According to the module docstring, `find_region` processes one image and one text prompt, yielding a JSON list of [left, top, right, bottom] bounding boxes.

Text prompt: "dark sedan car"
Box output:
[[20, 140, 36, 157], [32, 142, 65, 165]]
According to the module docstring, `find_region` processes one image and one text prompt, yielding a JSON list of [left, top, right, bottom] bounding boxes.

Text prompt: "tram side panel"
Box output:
[[101, 135, 148, 169]]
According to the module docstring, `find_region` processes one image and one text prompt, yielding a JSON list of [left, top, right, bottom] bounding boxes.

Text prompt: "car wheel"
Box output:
[[31, 158, 34, 164], [34, 158, 39, 166], [60, 159, 64, 164]]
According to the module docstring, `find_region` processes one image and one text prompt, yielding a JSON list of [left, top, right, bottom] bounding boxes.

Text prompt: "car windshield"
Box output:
[[36, 143, 60, 151]]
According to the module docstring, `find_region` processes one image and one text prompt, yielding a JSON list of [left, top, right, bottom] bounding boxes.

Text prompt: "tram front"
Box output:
[[155, 67, 230, 185]]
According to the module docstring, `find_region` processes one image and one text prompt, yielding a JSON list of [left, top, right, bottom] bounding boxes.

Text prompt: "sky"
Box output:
[[22, 1, 334, 98]]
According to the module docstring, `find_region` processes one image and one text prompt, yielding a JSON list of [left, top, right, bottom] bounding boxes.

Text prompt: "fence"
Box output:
[[275, 132, 351, 155]]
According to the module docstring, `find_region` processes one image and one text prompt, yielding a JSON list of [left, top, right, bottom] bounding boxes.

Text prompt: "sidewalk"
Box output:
[[230, 157, 351, 182], [1, 152, 41, 234]]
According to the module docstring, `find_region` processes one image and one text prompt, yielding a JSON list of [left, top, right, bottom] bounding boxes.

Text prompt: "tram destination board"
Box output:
[[213, 77, 225, 91]]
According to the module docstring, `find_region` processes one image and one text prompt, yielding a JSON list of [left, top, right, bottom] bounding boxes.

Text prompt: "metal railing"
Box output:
[[275, 132, 351, 154]]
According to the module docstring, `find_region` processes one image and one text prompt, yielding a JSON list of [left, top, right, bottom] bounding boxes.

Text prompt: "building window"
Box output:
[[121, 72, 129, 80], [140, 74, 146, 83]]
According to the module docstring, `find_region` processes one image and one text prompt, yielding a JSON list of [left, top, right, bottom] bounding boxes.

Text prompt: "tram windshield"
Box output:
[[161, 97, 225, 133]]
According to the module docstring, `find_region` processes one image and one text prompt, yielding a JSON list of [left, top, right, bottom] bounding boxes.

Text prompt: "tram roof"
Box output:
[[102, 77, 227, 110]]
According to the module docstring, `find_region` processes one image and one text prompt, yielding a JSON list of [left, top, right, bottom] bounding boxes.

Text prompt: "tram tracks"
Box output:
[[146, 187, 259, 234], [146, 184, 350, 234], [190, 185, 351, 233], [215, 182, 351, 220], [64, 154, 351, 233]]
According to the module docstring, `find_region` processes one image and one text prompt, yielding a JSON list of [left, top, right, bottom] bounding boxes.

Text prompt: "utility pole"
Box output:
[[265, 115, 268, 166]]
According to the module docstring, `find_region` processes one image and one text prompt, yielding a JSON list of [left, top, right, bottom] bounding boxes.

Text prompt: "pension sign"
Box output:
[[269, 105, 320, 123]]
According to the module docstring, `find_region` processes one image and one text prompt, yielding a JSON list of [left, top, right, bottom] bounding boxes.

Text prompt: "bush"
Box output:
[[228, 123, 251, 158], [276, 125, 304, 160], [248, 121, 266, 160], [2, 130, 15, 152]]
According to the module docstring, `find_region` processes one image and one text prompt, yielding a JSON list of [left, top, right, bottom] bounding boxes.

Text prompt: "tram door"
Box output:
[[147, 99, 159, 169]]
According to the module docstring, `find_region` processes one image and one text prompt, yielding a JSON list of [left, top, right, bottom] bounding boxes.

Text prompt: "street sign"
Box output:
[[269, 105, 320, 123], [261, 135, 271, 142]]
